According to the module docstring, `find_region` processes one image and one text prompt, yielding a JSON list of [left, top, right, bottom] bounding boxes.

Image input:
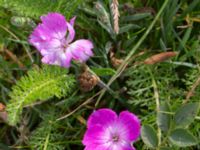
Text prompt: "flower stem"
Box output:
[[148, 68, 161, 149]]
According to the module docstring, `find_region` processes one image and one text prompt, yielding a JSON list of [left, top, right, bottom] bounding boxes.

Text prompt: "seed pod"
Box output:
[[78, 70, 99, 92], [144, 52, 178, 65]]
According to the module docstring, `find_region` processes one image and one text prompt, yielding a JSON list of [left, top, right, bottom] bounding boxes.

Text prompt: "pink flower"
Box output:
[[82, 108, 141, 150], [29, 13, 93, 68]]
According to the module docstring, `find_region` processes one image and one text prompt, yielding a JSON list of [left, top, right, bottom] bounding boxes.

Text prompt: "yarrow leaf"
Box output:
[[6, 65, 75, 126], [29, 110, 65, 150], [1, 0, 83, 19]]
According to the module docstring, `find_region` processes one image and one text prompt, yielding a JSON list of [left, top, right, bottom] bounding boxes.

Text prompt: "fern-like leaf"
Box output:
[[29, 110, 65, 150], [6, 65, 75, 126], [1, 0, 83, 19]]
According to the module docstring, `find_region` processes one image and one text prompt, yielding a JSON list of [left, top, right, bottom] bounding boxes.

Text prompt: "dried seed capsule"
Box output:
[[78, 70, 99, 92]]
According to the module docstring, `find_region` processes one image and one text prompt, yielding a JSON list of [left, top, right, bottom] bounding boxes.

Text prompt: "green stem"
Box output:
[[95, 0, 170, 107], [148, 68, 161, 149], [43, 133, 50, 150]]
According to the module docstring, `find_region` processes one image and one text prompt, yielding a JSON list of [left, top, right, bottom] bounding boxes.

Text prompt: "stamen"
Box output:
[[112, 134, 120, 142]]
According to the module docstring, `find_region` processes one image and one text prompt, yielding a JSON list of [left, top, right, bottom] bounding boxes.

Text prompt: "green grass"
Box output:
[[0, 0, 200, 149]]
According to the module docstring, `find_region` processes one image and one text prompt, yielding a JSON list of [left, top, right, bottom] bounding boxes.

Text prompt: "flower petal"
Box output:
[[41, 49, 72, 68], [41, 53, 56, 65], [70, 16, 76, 26], [119, 111, 141, 141], [66, 22, 75, 43], [109, 144, 135, 150], [83, 125, 109, 150], [29, 13, 66, 52], [85, 145, 110, 150], [41, 12, 67, 39], [66, 16, 76, 43], [29, 24, 52, 51], [62, 50, 73, 68], [68, 39, 93, 62], [87, 108, 117, 128], [123, 145, 136, 150]]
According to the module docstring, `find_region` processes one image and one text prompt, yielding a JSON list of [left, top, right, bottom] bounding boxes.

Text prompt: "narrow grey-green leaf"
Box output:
[[157, 101, 171, 132], [141, 125, 158, 148], [121, 13, 152, 22], [174, 102, 200, 127], [97, 19, 114, 36], [94, 1, 114, 36], [159, 38, 167, 51], [105, 42, 112, 54], [119, 24, 140, 34], [169, 128, 198, 147]]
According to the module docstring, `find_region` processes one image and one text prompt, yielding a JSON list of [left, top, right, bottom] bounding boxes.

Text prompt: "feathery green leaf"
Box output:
[[6, 65, 76, 126]]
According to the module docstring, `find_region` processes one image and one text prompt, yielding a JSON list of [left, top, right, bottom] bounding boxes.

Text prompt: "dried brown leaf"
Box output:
[[144, 52, 178, 65], [110, 51, 123, 68]]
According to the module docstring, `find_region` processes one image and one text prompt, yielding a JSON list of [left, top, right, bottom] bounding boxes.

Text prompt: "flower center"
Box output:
[[112, 134, 120, 143], [61, 43, 68, 53], [62, 43, 68, 49], [61, 39, 68, 51]]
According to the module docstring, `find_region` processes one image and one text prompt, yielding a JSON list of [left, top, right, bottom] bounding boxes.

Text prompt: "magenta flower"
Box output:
[[82, 108, 141, 150], [29, 13, 93, 68]]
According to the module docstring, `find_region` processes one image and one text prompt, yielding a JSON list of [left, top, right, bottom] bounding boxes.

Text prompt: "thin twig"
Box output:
[[56, 90, 102, 121], [3, 48, 25, 68], [185, 76, 200, 104], [0, 24, 34, 62]]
